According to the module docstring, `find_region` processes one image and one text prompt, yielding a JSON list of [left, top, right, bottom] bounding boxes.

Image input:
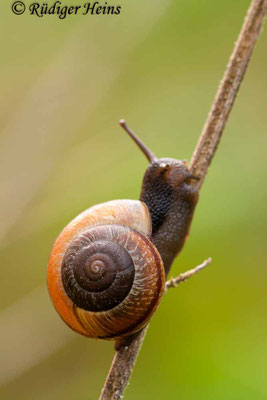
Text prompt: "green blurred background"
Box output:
[[0, 0, 266, 399]]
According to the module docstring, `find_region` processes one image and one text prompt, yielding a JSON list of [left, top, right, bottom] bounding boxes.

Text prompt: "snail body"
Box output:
[[140, 157, 199, 274], [47, 121, 199, 343]]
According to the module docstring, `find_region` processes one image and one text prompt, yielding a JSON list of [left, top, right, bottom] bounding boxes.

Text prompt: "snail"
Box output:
[[47, 120, 199, 347]]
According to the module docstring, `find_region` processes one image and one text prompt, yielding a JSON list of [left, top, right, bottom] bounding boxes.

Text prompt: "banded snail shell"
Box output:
[[47, 200, 165, 339]]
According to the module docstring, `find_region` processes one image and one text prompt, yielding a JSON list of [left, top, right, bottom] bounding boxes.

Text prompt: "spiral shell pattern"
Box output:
[[47, 200, 165, 339]]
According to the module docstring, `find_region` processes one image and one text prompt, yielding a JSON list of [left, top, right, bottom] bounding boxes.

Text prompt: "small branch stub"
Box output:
[[165, 257, 212, 290]]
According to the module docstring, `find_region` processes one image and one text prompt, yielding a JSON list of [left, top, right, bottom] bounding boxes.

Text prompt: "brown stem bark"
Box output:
[[99, 1, 267, 399], [189, 0, 267, 188]]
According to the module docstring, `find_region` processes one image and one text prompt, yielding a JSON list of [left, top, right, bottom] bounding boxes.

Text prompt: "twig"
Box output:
[[100, 258, 211, 400], [189, 0, 267, 189], [99, 259, 211, 400], [99, 1, 267, 399], [165, 257, 212, 290], [99, 327, 148, 400]]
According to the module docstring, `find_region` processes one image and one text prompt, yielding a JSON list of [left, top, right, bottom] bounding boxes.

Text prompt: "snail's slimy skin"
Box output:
[[140, 158, 199, 274]]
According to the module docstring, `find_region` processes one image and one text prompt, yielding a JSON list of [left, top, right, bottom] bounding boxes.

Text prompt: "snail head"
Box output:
[[119, 119, 199, 189]]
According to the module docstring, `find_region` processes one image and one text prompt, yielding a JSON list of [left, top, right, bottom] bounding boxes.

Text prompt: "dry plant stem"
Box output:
[[189, 0, 267, 189], [100, 259, 211, 400], [100, 258, 211, 400], [100, 327, 148, 400], [99, 1, 267, 399]]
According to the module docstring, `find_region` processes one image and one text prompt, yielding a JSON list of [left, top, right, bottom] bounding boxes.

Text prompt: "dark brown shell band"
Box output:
[[61, 225, 135, 312]]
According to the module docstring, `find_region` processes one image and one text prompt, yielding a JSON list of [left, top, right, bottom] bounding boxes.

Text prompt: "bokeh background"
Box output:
[[0, 0, 266, 399]]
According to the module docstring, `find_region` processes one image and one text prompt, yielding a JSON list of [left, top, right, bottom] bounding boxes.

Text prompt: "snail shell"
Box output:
[[47, 200, 165, 339]]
